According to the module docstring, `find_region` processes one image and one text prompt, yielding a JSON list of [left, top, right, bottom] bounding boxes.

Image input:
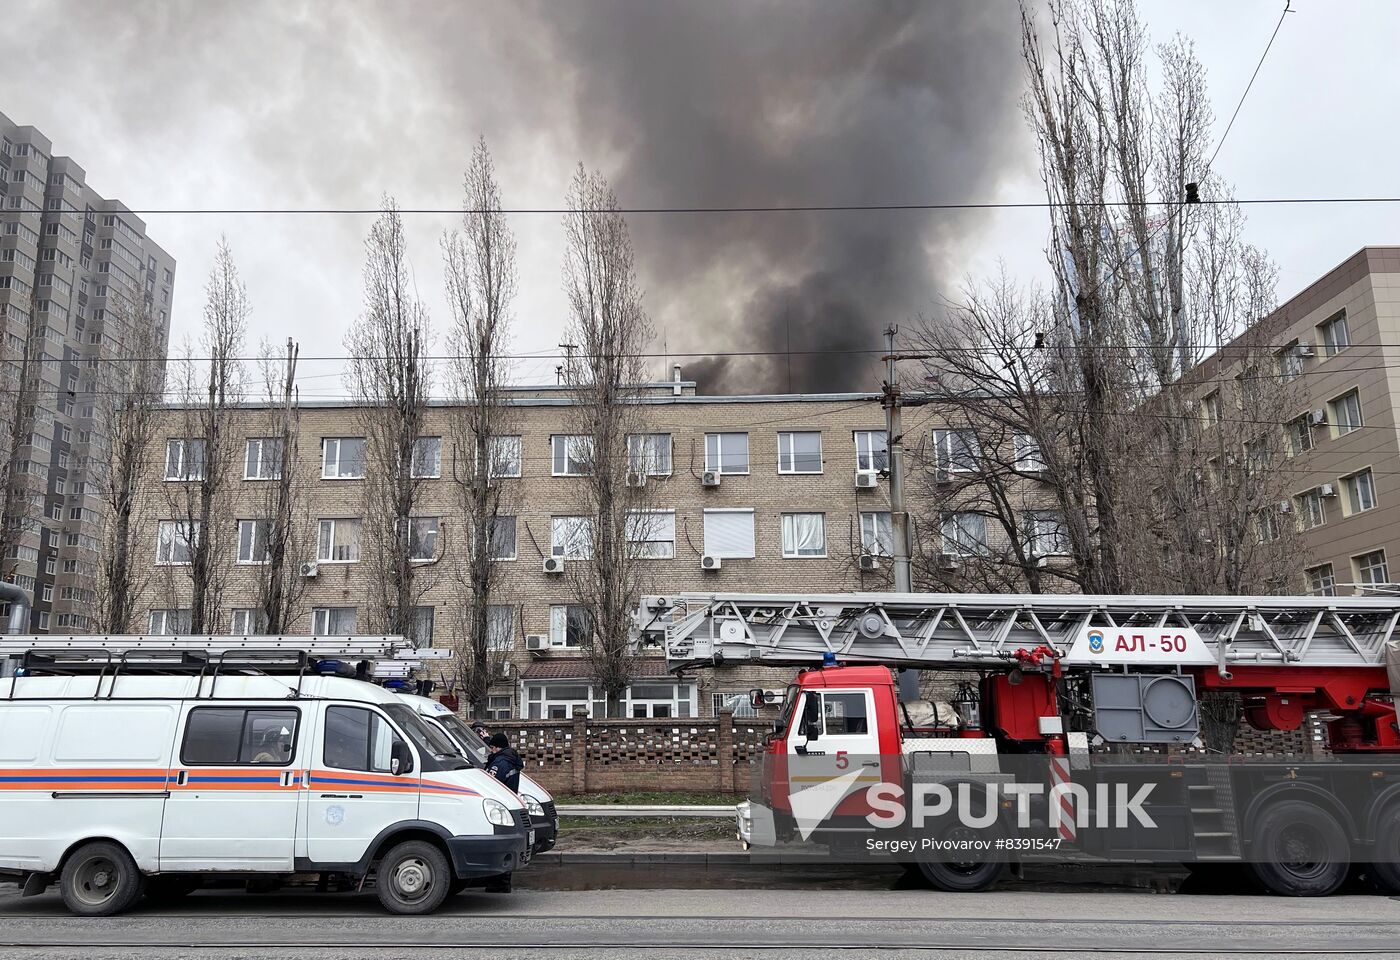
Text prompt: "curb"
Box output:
[[530, 850, 832, 866], [557, 804, 737, 819]]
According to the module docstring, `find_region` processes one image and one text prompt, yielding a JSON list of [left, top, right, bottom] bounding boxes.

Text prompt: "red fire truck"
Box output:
[[638, 591, 1400, 896]]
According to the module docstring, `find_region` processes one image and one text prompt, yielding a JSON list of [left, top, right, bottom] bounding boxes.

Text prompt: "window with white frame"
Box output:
[[488, 516, 516, 560], [155, 520, 198, 565], [549, 604, 593, 648], [244, 438, 283, 480], [551, 435, 594, 476], [704, 432, 749, 474], [525, 682, 599, 720], [149, 608, 191, 635], [1355, 549, 1390, 587], [1306, 563, 1337, 597], [932, 429, 979, 474], [854, 430, 888, 473], [1295, 489, 1326, 530], [1014, 434, 1047, 472], [317, 518, 362, 562], [487, 605, 514, 650], [551, 516, 594, 559], [626, 682, 694, 719], [941, 512, 988, 555], [409, 605, 434, 645], [403, 516, 440, 561], [1330, 389, 1363, 436], [712, 691, 760, 719], [164, 438, 205, 480], [312, 606, 358, 635], [627, 433, 672, 476], [236, 519, 272, 564], [1319, 310, 1350, 357], [1200, 391, 1222, 426], [230, 607, 267, 635], [1023, 510, 1069, 556], [1286, 415, 1314, 457], [781, 512, 826, 558], [411, 436, 442, 479], [860, 511, 893, 557], [488, 435, 522, 478], [1343, 468, 1377, 516], [486, 695, 512, 721], [703, 508, 755, 558], [321, 437, 366, 479], [627, 510, 676, 558], [777, 432, 822, 474]]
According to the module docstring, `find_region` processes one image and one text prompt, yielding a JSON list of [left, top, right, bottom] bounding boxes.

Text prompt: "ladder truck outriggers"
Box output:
[[637, 591, 1400, 897]]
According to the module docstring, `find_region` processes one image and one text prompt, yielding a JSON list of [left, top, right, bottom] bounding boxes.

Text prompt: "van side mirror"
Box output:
[[748, 687, 767, 709], [390, 739, 414, 776]]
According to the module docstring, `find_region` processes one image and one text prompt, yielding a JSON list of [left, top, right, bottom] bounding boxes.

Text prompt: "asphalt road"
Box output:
[[2, 882, 1398, 959]]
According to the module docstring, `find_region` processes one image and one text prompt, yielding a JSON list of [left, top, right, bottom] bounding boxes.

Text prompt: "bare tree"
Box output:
[[443, 138, 518, 715], [559, 165, 655, 716], [93, 290, 166, 632], [0, 285, 50, 597], [163, 239, 248, 633], [347, 198, 437, 641]]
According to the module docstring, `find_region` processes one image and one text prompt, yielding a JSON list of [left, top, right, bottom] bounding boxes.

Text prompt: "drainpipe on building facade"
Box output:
[[0, 581, 32, 678]]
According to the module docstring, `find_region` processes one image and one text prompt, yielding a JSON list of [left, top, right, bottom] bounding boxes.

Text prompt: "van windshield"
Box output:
[[382, 704, 470, 769], [435, 713, 489, 766]]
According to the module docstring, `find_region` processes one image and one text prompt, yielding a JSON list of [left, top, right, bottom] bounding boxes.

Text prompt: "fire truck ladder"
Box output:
[[637, 592, 1400, 672]]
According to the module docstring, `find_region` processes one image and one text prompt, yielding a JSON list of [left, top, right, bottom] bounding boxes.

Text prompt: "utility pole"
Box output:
[[883, 325, 921, 703]]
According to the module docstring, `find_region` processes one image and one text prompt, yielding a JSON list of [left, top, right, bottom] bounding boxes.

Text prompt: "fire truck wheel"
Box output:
[[59, 841, 145, 917], [914, 822, 1006, 892], [1364, 804, 1400, 894], [1247, 800, 1349, 897]]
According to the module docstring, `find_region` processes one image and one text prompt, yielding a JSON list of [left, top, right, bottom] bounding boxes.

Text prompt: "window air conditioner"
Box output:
[[855, 471, 878, 489], [542, 556, 565, 574], [1318, 483, 1337, 498], [525, 634, 547, 651], [1277, 500, 1292, 513], [626, 471, 647, 488], [1295, 341, 1315, 358], [702, 470, 721, 487], [299, 560, 318, 578], [1309, 408, 1327, 426], [858, 554, 880, 571], [701, 554, 722, 571], [938, 553, 962, 571]]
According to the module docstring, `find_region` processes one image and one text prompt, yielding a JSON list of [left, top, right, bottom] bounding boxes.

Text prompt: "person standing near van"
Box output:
[[485, 732, 522, 792]]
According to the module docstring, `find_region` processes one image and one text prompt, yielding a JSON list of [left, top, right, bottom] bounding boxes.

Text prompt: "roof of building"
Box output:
[[520, 658, 672, 681]]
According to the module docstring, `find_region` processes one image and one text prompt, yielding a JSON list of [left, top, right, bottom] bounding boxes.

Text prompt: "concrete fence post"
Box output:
[[571, 706, 588, 794], [718, 709, 735, 793]]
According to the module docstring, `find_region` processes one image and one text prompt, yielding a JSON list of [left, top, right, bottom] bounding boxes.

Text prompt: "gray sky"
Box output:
[[2, 0, 1395, 396]]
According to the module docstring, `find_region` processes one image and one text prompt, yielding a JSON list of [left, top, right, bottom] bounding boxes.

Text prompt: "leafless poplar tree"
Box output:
[[443, 138, 518, 714], [163, 238, 248, 633], [347, 198, 436, 641], [0, 286, 49, 593], [559, 165, 655, 716]]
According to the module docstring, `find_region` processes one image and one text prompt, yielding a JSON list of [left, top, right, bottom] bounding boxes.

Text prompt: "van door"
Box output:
[[160, 704, 303, 871], [303, 705, 419, 867]]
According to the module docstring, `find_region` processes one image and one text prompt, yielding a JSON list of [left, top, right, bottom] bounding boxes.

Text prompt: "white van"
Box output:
[[0, 672, 533, 916], [396, 693, 558, 854]]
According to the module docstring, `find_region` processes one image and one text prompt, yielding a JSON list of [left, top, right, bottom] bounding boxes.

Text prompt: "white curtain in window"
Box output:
[[782, 513, 825, 556]]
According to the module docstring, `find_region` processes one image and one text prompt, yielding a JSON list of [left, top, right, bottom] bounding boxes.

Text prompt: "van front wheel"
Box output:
[[60, 841, 144, 917], [375, 840, 451, 915]]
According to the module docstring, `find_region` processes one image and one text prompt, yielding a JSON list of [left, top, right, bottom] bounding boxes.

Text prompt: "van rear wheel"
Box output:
[[60, 841, 144, 917], [375, 840, 451, 915]]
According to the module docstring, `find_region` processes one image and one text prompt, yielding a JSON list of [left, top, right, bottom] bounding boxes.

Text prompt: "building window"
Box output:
[[1354, 550, 1390, 587], [44, 557, 55, 576], [626, 682, 694, 719], [1014, 434, 1047, 472], [486, 695, 512, 721], [1254, 509, 1280, 544], [488, 435, 522, 478], [236, 519, 272, 564], [487, 605, 514, 651], [155, 520, 198, 565], [549, 604, 593, 648], [244, 438, 283, 480], [1200, 391, 1222, 426], [526, 682, 599, 720], [854, 430, 889, 473], [780, 513, 826, 558], [860, 511, 893, 557], [1286, 415, 1314, 457], [1319, 310, 1350, 357], [703, 508, 755, 559], [164, 438, 206, 481], [550, 516, 594, 559], [704, 432, 749, 475], [776, 432, 823, 474], [403, 517, 440, 561], [488, 516, 516, 560], [149, 608, 192, 635], [317, 518, 362, 562], [230, 608, 267, 635], [627, 433, 672, 476], [321, 437, 366, 479], [626, 510, 676, 558], [1330, 389, 1363, 436], [1023, 510, 1069, 556], [409, 606, 434, 645], [551, 435, 594, 476], [41, 584, 52, 603], [1343, 468, 1377, 516], [312, 606, 358, 635], [1277, 341, 1304, 382], [1295, 489, 1326, 530], [713, 691, 761, 719], [1305, 564, 1337, 597], [932, 429, 980, 475], [411, 436, 442, 479], [941, 512, 988, 556]]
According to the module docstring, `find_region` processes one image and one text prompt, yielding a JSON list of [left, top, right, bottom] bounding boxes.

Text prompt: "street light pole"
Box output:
[[883, 325, 921, 703]]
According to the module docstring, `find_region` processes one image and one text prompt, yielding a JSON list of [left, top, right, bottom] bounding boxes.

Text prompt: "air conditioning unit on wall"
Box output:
[[542, 557, 565, 574], [702, 470, 721, 487], [299, 560, 318, 578], [858, 554, 880, 571], [525, 634, 547, 651], [855, 471, 878, 489], [701, 555, 722, 571]]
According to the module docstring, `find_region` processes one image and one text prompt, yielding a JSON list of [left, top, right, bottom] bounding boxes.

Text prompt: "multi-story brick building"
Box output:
[[132, 370, 1071, 719], [0, 112, 176, 631]]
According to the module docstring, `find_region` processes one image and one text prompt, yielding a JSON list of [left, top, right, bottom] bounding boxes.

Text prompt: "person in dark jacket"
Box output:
[[484, 732, 523, 793]]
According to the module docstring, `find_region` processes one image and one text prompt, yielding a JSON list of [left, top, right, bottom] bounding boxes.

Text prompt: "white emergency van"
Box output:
[[396, 693, 559, 853], [0, 668, 533, 916]]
